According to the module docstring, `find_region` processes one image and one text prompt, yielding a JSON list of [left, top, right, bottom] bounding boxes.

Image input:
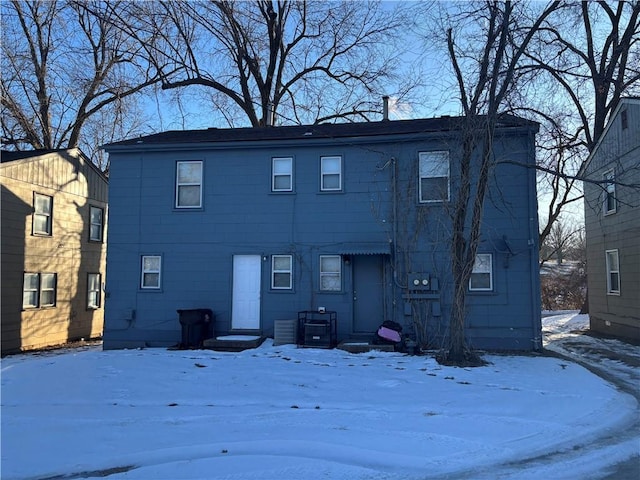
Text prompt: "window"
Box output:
[[469, 254, 493, 291], [33, 193, 53, 235], [603, 170, 616, 215], [272, 157, 293, 192], [605, 250, 620, 295], [621, 109, 628, 130], [419, 151, 450, 203], [89, 206, 104, 242], [176, 161, 202, 208], [271, 255, 293, 289], [320, 156, 342, 191], [87, 273, 102, 309], [320, 255, 341, 291], [22, 272, 57, 309], [141, 255, 161, 289]]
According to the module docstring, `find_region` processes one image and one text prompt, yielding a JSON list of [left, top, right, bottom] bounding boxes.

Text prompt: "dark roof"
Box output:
[[104, 114, 538, 149], [1, 149, 67, 163]]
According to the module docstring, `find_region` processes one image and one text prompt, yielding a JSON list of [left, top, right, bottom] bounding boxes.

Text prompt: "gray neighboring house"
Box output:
[[581, 97, 640, 342], [102, 115, 542, 351]]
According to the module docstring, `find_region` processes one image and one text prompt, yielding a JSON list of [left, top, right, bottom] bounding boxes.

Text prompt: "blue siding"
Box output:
[[104, 123, 541, 350]]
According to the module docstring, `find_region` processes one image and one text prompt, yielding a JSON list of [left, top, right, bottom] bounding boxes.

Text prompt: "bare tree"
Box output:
[[437, 1, 560, 364], [1, 0, 160, 168], [520, 1, 640, 247], [111, 0, 416, 127]]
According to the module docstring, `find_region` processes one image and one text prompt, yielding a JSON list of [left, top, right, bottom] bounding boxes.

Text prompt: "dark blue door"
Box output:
[[352, 255, 384, 333]]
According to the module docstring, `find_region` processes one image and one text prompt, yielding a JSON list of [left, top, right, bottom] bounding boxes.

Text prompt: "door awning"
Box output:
[[338, 242, 391, 255]]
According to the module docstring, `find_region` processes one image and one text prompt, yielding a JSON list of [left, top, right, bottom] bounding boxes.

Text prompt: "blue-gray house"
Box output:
[[102, 115, 541, 351]]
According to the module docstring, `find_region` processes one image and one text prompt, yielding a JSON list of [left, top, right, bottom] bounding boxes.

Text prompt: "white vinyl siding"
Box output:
[[272, 157, 293, 192], [605, 250, 620, 295], [271, 255, 293, 289], [419, 151, 449, 203], [141, 255, 162, 289], [33, 193, 53, 235], [320, 156, 342, 191], [469, 254, 493, 291], [320, 255, 341, 291], [176, 161, 203, 208]]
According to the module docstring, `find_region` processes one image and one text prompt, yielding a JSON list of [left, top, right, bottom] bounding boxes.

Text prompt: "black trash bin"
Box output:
[[177, 309, 214, 349]]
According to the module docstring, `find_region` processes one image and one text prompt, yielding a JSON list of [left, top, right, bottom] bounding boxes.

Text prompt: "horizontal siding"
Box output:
[[1, 152, 107, 354], [104, 128, 541, 350]]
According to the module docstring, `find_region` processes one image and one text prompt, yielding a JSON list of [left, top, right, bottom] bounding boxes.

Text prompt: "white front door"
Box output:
[[231, 255, 261, 330]]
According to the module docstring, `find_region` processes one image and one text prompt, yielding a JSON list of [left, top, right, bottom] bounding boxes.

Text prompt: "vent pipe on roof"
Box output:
[[382, 96, 390, 121], [266, 102, 275, 127]]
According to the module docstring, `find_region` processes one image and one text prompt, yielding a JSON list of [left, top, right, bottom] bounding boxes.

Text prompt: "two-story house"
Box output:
[[581, 97, 640, 342], [102, 115, 541, 351], [1, 149, 108, 354]]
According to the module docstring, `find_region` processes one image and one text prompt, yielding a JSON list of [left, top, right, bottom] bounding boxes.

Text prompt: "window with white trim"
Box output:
[[320, 156, 342, 191], [320, 255, 341, 291], [176, 161, 203, 208], [22, 272, 57, 308], [605, 249, 620, 295], [87, 273, 102, 309], [89, 206, 104, 242], [141, 255, 162, 289], [469, 254, 493, 291], [271, 255, 293, 289], [33, 193, 53, 235], [419, 151, 449, 203], [603, 170, 616, 215], [272, 157, 293, 192]]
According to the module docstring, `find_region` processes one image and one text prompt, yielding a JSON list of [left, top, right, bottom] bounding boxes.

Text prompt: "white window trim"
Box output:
[[469, 253, 493, 291], [33, 193, 53, 235], [22, 273, 40, 309], [419, 151, 450, 203], [23, 272, 57, 308], [319, 255, 342, 291], [175, 161, 203, 208], [141, 255, 162, 289], [272, 157, 293, 192], [320, 156, 342, 192], [87, 273, 102, 309], [40, 273, 57, 307], [89, 205, 104, 242], [603, 169, 616, 215], [271, 255, 293, 289], [605, 249, 620, 295]]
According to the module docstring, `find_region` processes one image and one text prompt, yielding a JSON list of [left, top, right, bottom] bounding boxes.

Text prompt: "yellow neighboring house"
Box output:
[[1, 148, 108, 354]]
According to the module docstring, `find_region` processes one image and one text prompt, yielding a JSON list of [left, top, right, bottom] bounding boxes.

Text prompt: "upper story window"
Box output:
[[176, 161, 202, 208], [469, 253, 493, 291], [320, 255, 341, 291], [271, 255, 293, 289], [621, 109, 628, 130], [87, 273, 102, 309], [320, 156, 342, 191], [603, 169, 616, 215], [272, 157, 293, 192], [141, 255, 162, 289], [33, 193, 53, 235], [22, 272, 57, 309], [605, 249, 620, 295], [419, 151, 449, 203], [89, 206, 104, 242]]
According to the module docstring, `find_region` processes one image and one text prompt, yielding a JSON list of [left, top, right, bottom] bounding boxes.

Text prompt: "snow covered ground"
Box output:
[[1, 312, 638, 480]]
